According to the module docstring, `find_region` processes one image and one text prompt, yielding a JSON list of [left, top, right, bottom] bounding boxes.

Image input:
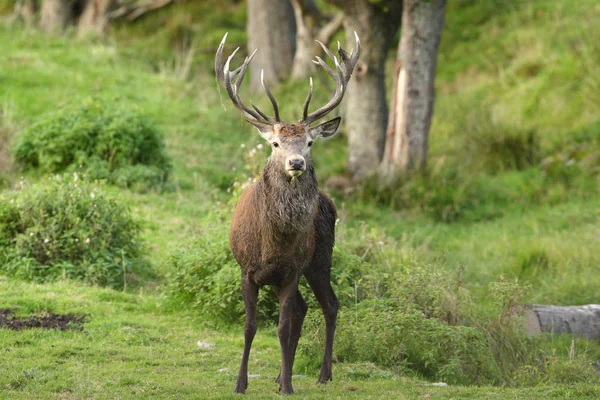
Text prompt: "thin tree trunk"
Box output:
[[290, 0, 343, 80], [40, 0, 74, 33], [380, 0, 446, 184], [77, 0, 116, 37], [290, 0, 319, 79], [326, 0, 401, 180], [247, 0, 296, 91], [12, 0, 39, 26], [524, 305, 600, 339]]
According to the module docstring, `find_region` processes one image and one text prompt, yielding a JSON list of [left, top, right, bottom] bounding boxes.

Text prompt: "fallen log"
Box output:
[[524, 304, 600, 339]]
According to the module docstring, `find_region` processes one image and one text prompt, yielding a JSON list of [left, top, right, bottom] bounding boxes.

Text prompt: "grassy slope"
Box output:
[[2, 279, 599, 399], [1, 0, 600, 397]]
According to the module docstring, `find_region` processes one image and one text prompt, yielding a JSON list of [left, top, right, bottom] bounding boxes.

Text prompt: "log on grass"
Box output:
[[524, 304, 600, 339]]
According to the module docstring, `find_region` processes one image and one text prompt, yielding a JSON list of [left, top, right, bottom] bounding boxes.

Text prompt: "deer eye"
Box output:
[[272, 142, 279, 148], [308, 141, 313, 147]]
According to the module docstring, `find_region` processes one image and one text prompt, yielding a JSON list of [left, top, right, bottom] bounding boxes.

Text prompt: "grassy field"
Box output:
[[2, 279, 600, 399], [1, 0, 600, 398]]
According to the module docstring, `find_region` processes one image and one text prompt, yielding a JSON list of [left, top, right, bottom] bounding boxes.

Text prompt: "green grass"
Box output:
[[1, 0, 600, 397], [2, 279, 600, 399]]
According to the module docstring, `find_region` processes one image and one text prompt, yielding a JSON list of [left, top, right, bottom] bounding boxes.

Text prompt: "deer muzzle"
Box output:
[[286, 156, 306, 177]]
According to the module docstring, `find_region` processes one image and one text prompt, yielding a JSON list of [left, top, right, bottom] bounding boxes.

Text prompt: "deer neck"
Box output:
[[258, 158, 319, 236]]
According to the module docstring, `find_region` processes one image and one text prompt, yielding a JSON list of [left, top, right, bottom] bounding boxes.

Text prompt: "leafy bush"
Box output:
[[164, 214, 277, 324], [0, 175, 148, 288], [295, 249, 500, 385], [13, 99, 171, 191], [164, 213, 370, 324], [299, 303, 498, 385]]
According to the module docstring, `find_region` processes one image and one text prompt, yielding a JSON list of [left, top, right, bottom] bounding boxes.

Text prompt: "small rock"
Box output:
[[429, 382, 448, 387], [248, 374, 261, 379], [292, 375, 306, 379], [196, 341, 214, 348], [218, 368, 229, 373]]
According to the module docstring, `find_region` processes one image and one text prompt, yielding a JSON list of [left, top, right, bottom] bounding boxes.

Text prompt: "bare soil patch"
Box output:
[[0, 308, 86, 331]]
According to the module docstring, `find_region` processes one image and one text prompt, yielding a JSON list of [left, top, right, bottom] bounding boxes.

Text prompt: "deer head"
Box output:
[[215, 32, 360, 179]]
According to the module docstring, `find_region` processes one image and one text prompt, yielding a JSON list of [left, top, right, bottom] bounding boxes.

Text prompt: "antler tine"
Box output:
[[260, 70, 281, 122], [313, 56, 337, 80], [233, 49, 256, 89], [301, 33, 361, 125], [315, 39, 338, 66], [215, 33, 271, 123], [251, 102, 270, 120], [352, 31, 361, 64], [302, 77, 313, 122]]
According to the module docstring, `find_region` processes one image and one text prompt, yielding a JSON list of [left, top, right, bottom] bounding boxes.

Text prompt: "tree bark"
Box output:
[[12, 0, 39, 26], [290, 0, 343, 80], [40, 0, 74, 33], [77, 0, 116, 37], [380, 0, 446, 184], [326, 0, 401, 180], [524, 305, 600, 339], [247, 0, 296, 91]]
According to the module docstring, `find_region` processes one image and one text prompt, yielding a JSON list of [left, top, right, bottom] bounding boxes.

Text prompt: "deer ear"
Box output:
[[310, 117, 341, 139], [247, 119, 273, 140]]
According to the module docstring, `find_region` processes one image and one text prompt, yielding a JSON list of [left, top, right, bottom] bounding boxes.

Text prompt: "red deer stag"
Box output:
[[215, 32, 360, 395]]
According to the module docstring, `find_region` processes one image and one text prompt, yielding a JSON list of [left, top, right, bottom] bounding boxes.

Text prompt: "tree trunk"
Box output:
[[290, 0, 343, 80], [247, 0, 296, 91], [524, 305, 600, 339], [40, 0, 74, 32], [12, 0, 39, 26], [77, 0, 116, 37], [380, 0, 446, 184], [326, 0, 401, 180]]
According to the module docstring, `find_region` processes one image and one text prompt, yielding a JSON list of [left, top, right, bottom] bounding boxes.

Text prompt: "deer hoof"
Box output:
[[234, 379, 248, 394], [279, 385, 294, 395]]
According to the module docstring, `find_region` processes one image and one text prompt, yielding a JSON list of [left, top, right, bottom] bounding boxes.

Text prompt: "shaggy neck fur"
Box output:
[[257, 156, 319, 236]]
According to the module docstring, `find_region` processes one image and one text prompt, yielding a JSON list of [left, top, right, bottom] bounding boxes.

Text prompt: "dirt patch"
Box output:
[[0, 309, 86, 331]]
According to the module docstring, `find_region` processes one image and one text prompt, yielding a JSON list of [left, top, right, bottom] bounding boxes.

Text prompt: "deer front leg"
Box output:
[[275, 290, 308, 385], [234, 278, 259, 394], [305, 269, 339, 384], [276, 281, 300, 395]]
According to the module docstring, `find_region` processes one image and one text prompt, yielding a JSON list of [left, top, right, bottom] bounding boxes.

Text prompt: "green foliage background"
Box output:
[[13, 99, 171, 191]]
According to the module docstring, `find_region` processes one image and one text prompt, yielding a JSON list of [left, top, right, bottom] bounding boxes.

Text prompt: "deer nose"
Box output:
[[288, 158, 305, 170]]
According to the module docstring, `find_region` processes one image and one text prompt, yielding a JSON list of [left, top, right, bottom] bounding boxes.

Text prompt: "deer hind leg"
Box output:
[[275, 290, 308, 385], [275, 280, 301, 395], [234, 278, 259, 394], [304, 268, 339, 384]]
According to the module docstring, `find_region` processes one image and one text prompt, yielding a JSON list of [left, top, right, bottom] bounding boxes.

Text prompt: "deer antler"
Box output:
[[301, 31, 361, 126], [216, 32, 360, 127], [215, 33, 280, 124]]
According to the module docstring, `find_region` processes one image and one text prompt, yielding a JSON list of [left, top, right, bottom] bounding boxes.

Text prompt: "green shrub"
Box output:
[[164, 214, 372, 324], [164, 215, 278, 324], [299, 303, 498, 385], [12, 99, 171, 191], [0, 175, 148, 288]]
